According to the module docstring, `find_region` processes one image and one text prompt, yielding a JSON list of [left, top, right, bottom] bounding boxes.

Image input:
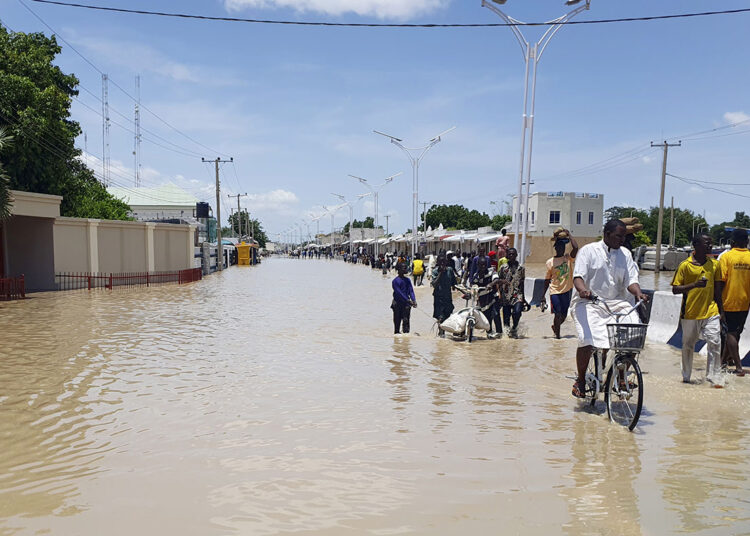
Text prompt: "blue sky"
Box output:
[[2, 0, 750, 240]]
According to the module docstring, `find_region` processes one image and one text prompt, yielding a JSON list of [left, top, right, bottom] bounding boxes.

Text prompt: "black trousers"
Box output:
[[392, 301, 411, 333]]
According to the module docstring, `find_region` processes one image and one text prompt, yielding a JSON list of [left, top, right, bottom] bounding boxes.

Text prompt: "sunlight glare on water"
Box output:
[[1, 257, 749, 535]]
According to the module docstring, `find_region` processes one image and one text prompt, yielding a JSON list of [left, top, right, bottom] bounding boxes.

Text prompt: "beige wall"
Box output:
[[54, 218, 196, 274]]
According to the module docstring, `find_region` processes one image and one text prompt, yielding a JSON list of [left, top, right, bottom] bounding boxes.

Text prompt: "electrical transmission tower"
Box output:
[[133, 75, 142, 187], [101, 74, 111, 186]]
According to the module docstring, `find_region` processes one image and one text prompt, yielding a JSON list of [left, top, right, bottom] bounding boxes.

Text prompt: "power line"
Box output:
[[667, 172, 750, 200], [667, 173, 750, 188], [16, 0, 230, 159], [27, 0, 750, 27]]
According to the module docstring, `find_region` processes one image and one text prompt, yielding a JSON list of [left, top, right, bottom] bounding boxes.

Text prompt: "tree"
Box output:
[[424, 204, 492, 230], [342, 217, 375, 233], [604, 205, 706, 247], [227, 211, 268, 247], [0, 127, 13, 221], [0, 25, 130, 219], [710, 211, 750, 245], [490, 214, 511, 231]]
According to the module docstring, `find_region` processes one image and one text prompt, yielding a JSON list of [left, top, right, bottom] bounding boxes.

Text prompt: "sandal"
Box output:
[[733, 369, 746, 377], [572, 382, 586, 399]]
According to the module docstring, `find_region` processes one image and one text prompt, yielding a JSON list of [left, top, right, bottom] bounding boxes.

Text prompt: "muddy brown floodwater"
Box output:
[[1, 258, 750, 535]]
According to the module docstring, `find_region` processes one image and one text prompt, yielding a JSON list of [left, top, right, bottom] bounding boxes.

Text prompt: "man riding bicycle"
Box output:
[[571, 219, 649, 398]]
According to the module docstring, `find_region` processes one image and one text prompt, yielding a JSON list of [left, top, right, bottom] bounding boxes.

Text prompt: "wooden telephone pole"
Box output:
[[650, 141, 680, 273], [202, 157, 233, 271]]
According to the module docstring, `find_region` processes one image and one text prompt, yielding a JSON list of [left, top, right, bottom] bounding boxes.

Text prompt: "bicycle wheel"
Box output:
[[584, 350, 600, 406], [605, 355, 643, 430]]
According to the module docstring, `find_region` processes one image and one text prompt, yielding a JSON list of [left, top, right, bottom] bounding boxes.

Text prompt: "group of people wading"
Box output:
[[389, 219, 750, 393], [391, 228, 575, 341]]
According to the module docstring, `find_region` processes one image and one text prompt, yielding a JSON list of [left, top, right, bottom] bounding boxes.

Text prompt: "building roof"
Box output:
[[107, 183, 199, 208]]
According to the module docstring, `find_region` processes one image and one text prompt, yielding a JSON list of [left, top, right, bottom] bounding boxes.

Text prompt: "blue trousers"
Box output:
[[502, 302, 523, 329]]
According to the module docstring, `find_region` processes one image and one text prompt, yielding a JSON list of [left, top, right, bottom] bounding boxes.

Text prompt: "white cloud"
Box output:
[[724, 111, 750, 125], [224, 0, 448, 20], [247, 189, 300, 212]]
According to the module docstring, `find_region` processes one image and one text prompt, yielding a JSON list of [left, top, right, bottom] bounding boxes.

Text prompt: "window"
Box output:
[[589, 211, 595, 225], [576, 211, 582, 225], [531, 211, 535, 224], [549, 210, 561, 224]]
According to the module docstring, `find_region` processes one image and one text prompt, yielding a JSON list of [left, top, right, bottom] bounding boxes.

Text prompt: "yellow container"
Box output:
[[236, 242, 251, 265]]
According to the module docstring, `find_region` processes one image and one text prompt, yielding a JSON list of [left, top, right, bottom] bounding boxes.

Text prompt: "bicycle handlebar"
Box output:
[[588, 294, 645, 320]]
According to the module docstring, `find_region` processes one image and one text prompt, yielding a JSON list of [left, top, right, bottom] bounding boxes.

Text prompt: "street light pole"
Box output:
[[349, 172, 402, 258], [374, 128, 454, 259], [332, 194, 354, 256], [482, 0, 591, 265]]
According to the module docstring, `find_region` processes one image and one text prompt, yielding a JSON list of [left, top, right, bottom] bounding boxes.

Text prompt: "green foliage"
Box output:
[[0, 24, 130, 219], [424, 204, 492, 231], [631, 230, 651, 247], [710, 211, 750, 245], [0, 127, 13, 221], [604, 205, 706, 247], [227, 211, 268, 248], [490, 214, 511, 231], [342, 217, 375, 233]]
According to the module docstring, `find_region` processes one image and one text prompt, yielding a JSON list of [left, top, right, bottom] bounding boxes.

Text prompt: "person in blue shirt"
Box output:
[[391, 261, 417, 334]]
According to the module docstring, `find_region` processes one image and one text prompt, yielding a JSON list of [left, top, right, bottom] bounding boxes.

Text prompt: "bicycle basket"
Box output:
[[606, 323, 648, 351]]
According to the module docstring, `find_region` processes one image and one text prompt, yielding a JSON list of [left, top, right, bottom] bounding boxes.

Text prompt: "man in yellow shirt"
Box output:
[[715, 228, 750, 376], [671, 233, 722, 386]]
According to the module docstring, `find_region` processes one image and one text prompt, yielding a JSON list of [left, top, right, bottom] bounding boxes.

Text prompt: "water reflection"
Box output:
[[660, 405, 750, 531], [562, 418, 643, 536]]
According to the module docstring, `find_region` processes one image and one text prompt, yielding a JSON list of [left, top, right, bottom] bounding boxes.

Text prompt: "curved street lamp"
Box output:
[[374, 128, 454, 258], [482, 0, 592, 265], [349, 171, 401, 258]]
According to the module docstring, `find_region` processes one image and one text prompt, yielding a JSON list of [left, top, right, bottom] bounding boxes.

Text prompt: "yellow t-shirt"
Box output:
[[545, 254, 574, 295], [412, 259, 424, 275], [718, 248, 750, 312], [671, 256, 719, 320]]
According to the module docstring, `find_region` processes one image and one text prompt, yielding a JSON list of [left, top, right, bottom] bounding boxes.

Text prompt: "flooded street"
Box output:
[[2, 258, 750, 535]]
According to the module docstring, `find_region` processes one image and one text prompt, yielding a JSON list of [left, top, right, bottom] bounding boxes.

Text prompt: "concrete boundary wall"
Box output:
[[54, 218, 196, 274], [526, 277, 750, 359]]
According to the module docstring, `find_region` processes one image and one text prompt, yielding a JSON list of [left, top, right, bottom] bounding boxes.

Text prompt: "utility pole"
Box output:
[[385, 215, 390, 236], [650, 141, 680, 273], [227, 193, 247, 240], [202, 157, 233, 271]]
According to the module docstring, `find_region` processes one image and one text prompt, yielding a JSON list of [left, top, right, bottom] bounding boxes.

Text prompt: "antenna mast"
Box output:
[[101, 73, 111, 186], [134, 75, 142, 187]]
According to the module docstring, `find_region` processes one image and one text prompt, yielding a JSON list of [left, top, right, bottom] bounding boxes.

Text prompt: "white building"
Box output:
[[107, 183, 200, 222], [509, 191, 604, 262]]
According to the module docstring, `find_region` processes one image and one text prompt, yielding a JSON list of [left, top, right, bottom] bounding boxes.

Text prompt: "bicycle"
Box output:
[[582, 296, 648, 431], [453, 284, 493, 343]]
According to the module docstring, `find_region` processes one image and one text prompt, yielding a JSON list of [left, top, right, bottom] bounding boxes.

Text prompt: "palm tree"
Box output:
[[0, 127, 12, 222]]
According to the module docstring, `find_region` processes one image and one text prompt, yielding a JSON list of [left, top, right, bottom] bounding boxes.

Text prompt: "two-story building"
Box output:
[[509, 191, 604, 263]]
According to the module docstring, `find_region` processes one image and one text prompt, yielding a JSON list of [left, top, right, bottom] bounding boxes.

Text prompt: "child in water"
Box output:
[[391, 261, 417, 334]]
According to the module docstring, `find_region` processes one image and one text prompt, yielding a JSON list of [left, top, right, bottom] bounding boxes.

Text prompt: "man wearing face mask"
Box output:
[[570, 219, 649, 399]]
